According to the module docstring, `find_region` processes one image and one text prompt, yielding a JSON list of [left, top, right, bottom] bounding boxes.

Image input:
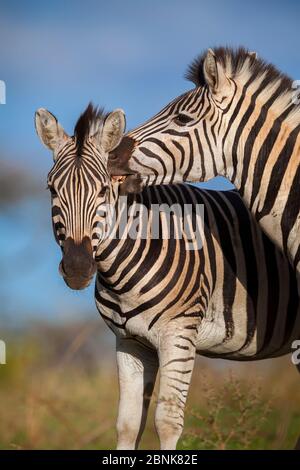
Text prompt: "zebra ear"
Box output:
[[101, 109, 126, 153], [35, 108, 69, 154], [203, 48, 229, 94]]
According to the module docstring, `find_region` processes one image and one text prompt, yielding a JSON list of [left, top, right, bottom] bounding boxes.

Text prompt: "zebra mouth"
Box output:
[[59, 261, 94, 290], [64, 276, 93, 290], [109, 174, 144, 194], [111, 175, 127, 183]]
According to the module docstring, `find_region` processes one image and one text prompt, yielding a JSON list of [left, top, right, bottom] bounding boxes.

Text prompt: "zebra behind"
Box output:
[[35, 104, 300, 450], [109, 47, 300, 275]]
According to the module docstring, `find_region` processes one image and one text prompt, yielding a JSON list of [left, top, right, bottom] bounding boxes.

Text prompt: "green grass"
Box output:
[[0, 325, 299, 450]]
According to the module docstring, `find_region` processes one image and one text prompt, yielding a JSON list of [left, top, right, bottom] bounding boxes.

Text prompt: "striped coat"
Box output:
[[35, 104, 300, 450], [95, 183, 300, 449], [109, 47, 300, 275]]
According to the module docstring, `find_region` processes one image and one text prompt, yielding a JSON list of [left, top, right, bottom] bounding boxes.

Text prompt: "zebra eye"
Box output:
[[98, 186, 108, 197], [173, 113, 193, 126]]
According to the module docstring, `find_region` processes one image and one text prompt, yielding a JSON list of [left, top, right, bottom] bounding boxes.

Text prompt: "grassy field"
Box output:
[[0, 321, 299, 450]]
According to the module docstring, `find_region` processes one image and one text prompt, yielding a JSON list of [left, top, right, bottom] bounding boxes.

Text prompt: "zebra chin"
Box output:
[[59, 260, 95, 290], [60, 270, 94, 290]]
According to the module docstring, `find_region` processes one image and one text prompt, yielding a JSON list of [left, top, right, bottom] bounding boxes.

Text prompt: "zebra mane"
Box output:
[[186, 47, 292, 88], [186, 46, 300, 126], [74, 103, 107, 155]]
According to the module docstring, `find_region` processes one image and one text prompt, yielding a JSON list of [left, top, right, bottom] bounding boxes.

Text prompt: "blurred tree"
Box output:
[[0, 160, 42, 206]]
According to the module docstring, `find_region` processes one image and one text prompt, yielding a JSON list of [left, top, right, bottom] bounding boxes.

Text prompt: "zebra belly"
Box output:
[[96, 278, 300, 361], [195, 293, 259, 358], [195, 296, 300, 360]]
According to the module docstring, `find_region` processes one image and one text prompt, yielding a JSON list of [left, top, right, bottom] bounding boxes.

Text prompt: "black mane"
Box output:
[[185, 46, 293, 91], [74, 103, 106, 155]]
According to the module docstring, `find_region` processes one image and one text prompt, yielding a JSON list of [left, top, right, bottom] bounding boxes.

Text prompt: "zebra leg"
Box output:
[[155, 333, 196, 450], [116, 337, 158, 450]]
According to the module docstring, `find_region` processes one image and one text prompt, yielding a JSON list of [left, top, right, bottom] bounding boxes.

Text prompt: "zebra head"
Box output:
[[109, 47, 258, 193], [35, 104, 125, 290]]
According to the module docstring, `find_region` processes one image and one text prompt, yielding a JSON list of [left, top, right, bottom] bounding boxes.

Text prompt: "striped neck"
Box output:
[[222, 85, 300, 262]]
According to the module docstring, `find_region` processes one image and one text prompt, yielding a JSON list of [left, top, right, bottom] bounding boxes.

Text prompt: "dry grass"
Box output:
[[182, 373, 272, 449], [0, 322, 299, 450]]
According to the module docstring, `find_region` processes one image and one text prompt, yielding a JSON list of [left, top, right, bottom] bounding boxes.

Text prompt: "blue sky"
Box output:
[[0, 0, 299, 324]]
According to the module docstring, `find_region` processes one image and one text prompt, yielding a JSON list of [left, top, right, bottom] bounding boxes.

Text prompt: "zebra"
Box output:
[[108, 47, 300, 276], [35, 104, 300, 450]]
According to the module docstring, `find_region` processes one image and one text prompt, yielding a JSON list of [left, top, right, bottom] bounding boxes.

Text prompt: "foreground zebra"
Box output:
[[35, 105, 300, 449], [109, 47, 300, 276]]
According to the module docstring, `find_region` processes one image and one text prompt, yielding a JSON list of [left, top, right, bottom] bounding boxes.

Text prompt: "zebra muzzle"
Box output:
[[60, 236, 97, 290]]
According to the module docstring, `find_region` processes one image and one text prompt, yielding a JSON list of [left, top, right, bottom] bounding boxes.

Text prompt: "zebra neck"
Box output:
[[224, 117, 300, 265], [95, 191, 141, 276]]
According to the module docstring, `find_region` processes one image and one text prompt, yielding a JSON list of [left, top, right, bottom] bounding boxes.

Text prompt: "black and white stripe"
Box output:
[[95, 185, 299, 360], [113, 47, 300, 275], [96, 183, 299, 449], [37, 104, 300, 450]]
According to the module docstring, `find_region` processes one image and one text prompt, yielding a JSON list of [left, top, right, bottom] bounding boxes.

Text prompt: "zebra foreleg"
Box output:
[[155, 331, 196, 450], [116, 337, 158, 450]]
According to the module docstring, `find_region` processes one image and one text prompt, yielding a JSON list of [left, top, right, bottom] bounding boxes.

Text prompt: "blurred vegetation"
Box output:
[[0, 321, 299, 450], [0, 160, 42, 207]]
